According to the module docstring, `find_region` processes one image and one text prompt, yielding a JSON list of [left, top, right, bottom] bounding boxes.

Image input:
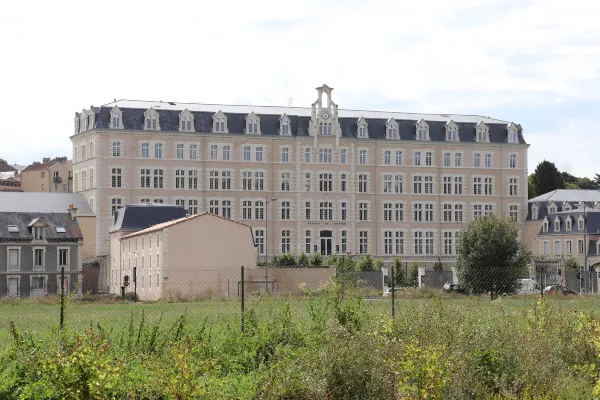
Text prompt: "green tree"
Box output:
[[576, 177, 599, 190], [297, 253, 309, 267], [408, 263, 420, 287], [532, 161, 564, 196], [561, 171, 579, 186], [392, 258, 406, 287], [279, 253, 297, 267], [454, 214, 530, 296], [566, 182, 580, 190], [374, 258, 384, 272], [564, 256, 581, 270], [528, 174, 536, 199], [357, 254, 375, 271], [594, 173, 600, 187]]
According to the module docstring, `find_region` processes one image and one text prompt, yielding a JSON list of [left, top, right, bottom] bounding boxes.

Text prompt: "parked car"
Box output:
[[543, 285, 577, 295], [442, 282, 467, 294], [516, 278, 542, 295], [383, 287, 404, 297]]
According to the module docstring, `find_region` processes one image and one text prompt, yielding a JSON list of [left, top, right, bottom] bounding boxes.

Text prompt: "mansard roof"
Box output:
[[79, 99, 526, 144]]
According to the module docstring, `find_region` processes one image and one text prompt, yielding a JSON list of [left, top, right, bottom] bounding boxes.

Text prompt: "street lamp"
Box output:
[[265, 197, 277, 292]]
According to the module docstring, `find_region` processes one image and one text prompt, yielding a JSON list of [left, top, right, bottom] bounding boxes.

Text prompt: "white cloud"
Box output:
[[0, 0, 599, 167]]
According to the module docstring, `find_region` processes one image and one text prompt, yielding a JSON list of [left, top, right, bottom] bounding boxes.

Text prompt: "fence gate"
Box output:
[[533, 258, 562, 289]]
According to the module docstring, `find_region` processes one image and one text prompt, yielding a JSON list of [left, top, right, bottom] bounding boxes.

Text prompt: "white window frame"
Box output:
[[30, 274, 48, 296], [32, 247, 46, 271], [56, 274, 71, 296], [6, 275, 20, 298], [57, 247, 70, 271], [7, 247, 21, 272]]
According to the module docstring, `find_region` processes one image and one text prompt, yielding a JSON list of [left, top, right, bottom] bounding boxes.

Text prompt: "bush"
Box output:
[[278, 253, 297, 267], [311, 253, 323, 267], [408, 263, 420, 287], [297, 253, 309, 267]]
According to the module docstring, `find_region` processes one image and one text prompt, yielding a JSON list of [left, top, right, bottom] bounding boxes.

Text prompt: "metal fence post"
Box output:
[[391, 262, 395, 319], [59, 266, 65, 332], [241, 266, 245, 333], [540, 263, 544, 297]]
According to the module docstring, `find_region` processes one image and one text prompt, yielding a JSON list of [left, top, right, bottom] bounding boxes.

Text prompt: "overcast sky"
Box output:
[[1, 0, 599, 177]]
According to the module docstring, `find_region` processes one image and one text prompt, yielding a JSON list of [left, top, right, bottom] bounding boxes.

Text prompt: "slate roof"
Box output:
[[0, 192, 94, 216], [120, 212, 253, 239], [529, 189, 600, 203], [0, 160, 16, 173], [110, 203, 187, 233], [79, 99, 526, 145], [0, 212, 82, 241], [538, 210, 600, 236]]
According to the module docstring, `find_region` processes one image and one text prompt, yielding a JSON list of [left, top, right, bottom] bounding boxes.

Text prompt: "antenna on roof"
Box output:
[[288, 98, 293, 107]]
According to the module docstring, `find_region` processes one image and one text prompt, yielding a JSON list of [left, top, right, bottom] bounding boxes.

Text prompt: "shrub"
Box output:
[[297, 253, 309, 267]]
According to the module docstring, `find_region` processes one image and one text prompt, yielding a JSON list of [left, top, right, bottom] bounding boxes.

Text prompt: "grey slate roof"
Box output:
[[0, 212, 82, 241], [82, 99, 526, 145], [0, 192, 94, 217], [538, 210, 600, 236], [529, 189, 600, 203], [110, 203, 187, 233]]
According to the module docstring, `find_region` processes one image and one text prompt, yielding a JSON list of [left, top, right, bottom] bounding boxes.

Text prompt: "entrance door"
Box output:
[[320, 230, 332, 256], [8, 278, 18, 297]]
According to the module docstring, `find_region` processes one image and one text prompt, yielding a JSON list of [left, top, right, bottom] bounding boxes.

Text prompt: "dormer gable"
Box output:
[[280, 114, 291, 136], [386, 118, 399, 139], [507, 122, 518, 143], [28, 217, 48, 240], [548, 201, 558, 214], [566, 215, 573, 231], [110, 106, 123, 129], [144, 107, 160, 131], [445, 120, 459, 141], [415, 119, 430, 141], [578, 215, 586, 230], [213, 110, 228, 133], [594, 202, 600, 210], [553, 216, 561, 232], [531, 203, 539, 219], [357, 117, 369, 139], [542, 217, 549, 232], [246, 112, 260, 134], [179, 109, 194, 132], [476, 121, 489, 142], [563, 201, 572, 211]]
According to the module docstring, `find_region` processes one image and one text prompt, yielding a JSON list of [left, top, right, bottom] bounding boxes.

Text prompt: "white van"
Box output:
[[516, 279, 542, 294]]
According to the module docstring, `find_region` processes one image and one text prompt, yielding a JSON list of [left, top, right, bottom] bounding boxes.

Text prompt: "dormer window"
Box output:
[[445, 121, 459, 141], [357, 117, 369, 138], [564, 202, 572, 211], [578, 216, 585, 230], [476, 122, 489, 142], [386, 118, 399, 139], [548, 205, 556, 214], [416, 119, 430, 141], [542, 218, 549, 232], [554, 217, 560, 232], [179, 109, 194, 132], [566, 217, 572, 231], [280, 114, 290, 136], [213, 110, 228, 133], [507, 123, 518, 143], [532, 204, 539, 219], [144, 108, 160, 131], [246, 112, 260, 134], [33, 226, 45, 240], [110, 106, 123, 129]]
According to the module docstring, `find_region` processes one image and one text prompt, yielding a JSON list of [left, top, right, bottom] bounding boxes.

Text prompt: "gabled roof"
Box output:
[[22, 157, 70, 172], [0, 212, 82, 240], [0, 192, 94, 216], [120, 212, 252, 239], [28, 217, 47, 227]]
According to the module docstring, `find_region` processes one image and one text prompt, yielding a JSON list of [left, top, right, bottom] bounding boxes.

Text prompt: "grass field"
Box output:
[[1, 292, 600, 349], [3, 292, 600, 398]]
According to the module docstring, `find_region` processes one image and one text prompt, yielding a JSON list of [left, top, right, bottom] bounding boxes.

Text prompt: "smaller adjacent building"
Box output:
[[0, 209, 82, 298], [526, 189, 600, 269], [21, 157, 72, 193], [0, 161, 22, 192], [113, 212, 256, 300]]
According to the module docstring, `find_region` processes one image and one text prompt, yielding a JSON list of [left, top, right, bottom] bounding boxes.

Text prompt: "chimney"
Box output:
[[68, 204, 78, 221], [42, 157, 50, 164]]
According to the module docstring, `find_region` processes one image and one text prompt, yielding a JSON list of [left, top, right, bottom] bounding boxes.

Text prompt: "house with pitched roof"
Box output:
[[112, 212, 256, 300], [21, 157, 72, 193], [0, 208, 82, 298]]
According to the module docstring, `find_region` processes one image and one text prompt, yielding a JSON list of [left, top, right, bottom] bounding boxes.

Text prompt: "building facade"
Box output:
[[71, 84, 529, 264], [115, 212, 256, 300], [21, 157, 72, 193], [0, 210, 82, 298], [526, 189, 600, 269]]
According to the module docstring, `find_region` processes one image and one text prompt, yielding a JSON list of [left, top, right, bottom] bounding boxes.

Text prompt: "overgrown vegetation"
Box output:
[[3, 291, 600, 399]]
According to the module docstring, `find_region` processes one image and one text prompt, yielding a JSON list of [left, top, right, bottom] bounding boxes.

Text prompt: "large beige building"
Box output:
[[71, 84, 529, 265], [21, 157, 72, 193]]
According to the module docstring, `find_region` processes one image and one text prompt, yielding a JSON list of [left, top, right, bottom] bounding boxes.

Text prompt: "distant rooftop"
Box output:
[[0, 192, 94, 216], [529, 189, 600, 203], [103, 99, 509, 125]]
